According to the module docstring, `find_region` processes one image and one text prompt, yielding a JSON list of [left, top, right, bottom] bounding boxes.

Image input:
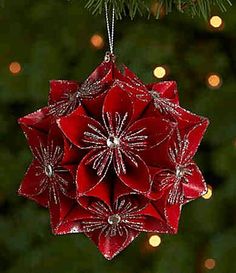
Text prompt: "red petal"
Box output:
[[139, 203, 171, 233], [86, 59, 114, 85], [113, 180, 138, 201], [98, 226, 140, 260], [19, 124, 48, 157], [58, 114, 105, 148], [18, 160, 49, 207], [146, 81, 179, 104], [153, 191, 182, 233], [102, 85, 133, 124], [181, 119, 209, 160], [79, 60, 114, 119], [62, 139, 84, 166], [49, 80, 79, 105], [148, 166, 175, 200], [18, 107, 52, 133], [118, 154, 151, 194], [182, 163, 207, 203], [79, 181, 111, 208], [76, 150, 104, 196], [55, 203, 90, 234], [49, 189, 75, 231], [47, 123, 64, 148], [127, 116, 174, 150]]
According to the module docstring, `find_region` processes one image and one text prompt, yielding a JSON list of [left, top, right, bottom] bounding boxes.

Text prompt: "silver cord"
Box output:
[[105, 2, 115, 54]]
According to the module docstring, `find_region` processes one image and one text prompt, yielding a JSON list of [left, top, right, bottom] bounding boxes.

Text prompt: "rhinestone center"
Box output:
[[108, 214, 121, 225], [176, 166, 185, 179], [150, 90, 160, 100], [44, 164, 54, 177], [106, 135, 120, 148]]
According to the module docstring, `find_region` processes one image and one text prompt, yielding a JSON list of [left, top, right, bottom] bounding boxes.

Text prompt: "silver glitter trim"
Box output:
[[82, 112, 148, 179], [81, 198, 145, 237], [34, 140, 69, 204]]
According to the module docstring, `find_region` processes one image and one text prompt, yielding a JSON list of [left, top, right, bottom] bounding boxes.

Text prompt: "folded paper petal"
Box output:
[[49, 80, 79, 105], [58, 114, 104, 149], [182, 163, 207, 203], [18, 160, 49, 207], [118, 154, 151, 194], [146, 81, 179, 105]]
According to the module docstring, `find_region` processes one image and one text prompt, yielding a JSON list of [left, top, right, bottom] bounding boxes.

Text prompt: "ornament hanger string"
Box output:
[[104, 2, 115, 54]]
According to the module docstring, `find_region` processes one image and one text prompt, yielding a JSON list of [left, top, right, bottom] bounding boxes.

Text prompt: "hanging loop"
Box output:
[[104, 1, 115, 58]]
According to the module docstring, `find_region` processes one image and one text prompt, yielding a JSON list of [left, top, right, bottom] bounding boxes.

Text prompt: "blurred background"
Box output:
[[0, 1, 236, 273]]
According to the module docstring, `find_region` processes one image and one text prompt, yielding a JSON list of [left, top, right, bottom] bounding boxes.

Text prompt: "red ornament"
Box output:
[[18, 55, 209, 260]]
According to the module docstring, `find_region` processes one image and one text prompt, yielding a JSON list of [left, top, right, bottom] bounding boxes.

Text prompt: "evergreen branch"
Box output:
[[83, 0, 232, 19]]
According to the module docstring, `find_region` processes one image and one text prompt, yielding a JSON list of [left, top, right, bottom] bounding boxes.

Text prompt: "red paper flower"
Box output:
[[151, 125, 208, 205], [57, 194, 171, 260], [18, 56, 209, 259], [18, 107, 78, 230], [58, 85, 174, 197]]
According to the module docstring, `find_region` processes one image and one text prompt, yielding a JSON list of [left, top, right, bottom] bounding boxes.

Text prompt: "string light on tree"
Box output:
[[207, 73, 222, 89], [90, 34, 104, 49], [153, 66, 167, 79], [204, 258, 216, 270], [209, 16, 223, 29], [9, 61, 21, 75], [148, 235, 161, 247], [202, 185, 213, 200]]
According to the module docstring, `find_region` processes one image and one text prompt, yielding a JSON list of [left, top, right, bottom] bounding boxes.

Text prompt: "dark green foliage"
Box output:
[[84, 0, 232, 19], [0, 1, 236, 273]]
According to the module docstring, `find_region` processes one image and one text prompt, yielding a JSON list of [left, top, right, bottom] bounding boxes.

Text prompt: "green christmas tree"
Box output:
[[0, 0, 235, 272]]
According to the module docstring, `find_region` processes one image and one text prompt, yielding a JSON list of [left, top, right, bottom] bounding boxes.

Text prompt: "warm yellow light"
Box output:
[[204, 258, 216, 270], [9, 61, 21, 74], [90, 34, 104, 49], [149, 235, 161, 247], [207, 74, 222, 89], [209, 16, 223, 28], [202, 185, 213, 200], [153, 66, 166, 79]]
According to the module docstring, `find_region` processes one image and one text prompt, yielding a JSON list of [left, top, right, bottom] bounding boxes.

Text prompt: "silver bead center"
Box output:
[[176, 166, 185, 178], [106, 135, 120, 148], [44, 164, 54, 177], [108, 214, 121, 225]]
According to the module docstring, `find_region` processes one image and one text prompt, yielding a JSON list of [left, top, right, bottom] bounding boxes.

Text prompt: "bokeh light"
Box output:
[[9, 61, 21, 74], [153, 66, 167, 79], [209, 16, 223, 28], [204, 258, 216, 270], [149, 235, 161, 247], [207, 73, 222, 89], [90, 34, 104, 49], [202, 185, 213, 200]]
